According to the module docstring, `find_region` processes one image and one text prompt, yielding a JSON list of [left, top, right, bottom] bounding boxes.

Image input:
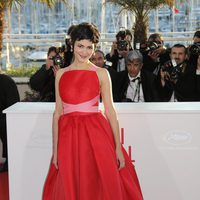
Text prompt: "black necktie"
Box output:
[[131, 77, 140, 82]]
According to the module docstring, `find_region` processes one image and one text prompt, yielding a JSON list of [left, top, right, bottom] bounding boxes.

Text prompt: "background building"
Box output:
[[2, 0, 200, 68]]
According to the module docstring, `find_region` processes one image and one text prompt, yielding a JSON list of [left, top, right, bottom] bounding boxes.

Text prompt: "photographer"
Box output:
[[90, 49, 118, 101], [29, 25, 75, 102], [188, 31, 200, 66], [158, 44, 200, 102], [106, 28, 133, 72], [116, 50, 160, 102], [90, 49, 106, 68], [0, 74, 19, 171], [141, 33, 170, 73], [29, 46, 64, 102]]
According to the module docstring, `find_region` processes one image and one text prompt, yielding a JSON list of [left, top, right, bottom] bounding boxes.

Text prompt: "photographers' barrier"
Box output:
[[4, 102, 200, 200]]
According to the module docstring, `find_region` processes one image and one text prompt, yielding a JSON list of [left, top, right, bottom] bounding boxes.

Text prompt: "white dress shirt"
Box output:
[[126, 72, 144, 102]]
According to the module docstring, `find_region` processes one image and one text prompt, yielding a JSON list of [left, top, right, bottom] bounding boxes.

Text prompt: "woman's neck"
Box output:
[[72, 60, 91, 70]]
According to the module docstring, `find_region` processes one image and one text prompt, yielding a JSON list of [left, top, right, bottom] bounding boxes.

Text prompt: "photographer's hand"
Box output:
[[109, 41, 117, 57], [160, 69, 170, 87], [45, 56, 54, 70], [148, 50, 160, 62], [52, 65, 60, 77], [148, 46, 166, 62], [153, 46, 166, 55]]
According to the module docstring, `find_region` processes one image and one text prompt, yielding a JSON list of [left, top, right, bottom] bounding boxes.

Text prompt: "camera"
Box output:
[[116, 29, 129, 51], [50, 46, 65, 67], [117, 40, 129, 51], [189, 42, 200, 55], [161, 59, 182, 81], [146, 41, 159, 52]]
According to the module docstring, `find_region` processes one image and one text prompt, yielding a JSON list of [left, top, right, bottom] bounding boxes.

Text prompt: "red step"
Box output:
[[0, 172, 9, 200]]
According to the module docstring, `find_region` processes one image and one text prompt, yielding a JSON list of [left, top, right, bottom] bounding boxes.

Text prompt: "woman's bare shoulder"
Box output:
[[55, 68, 66, 81], [96, 66, 109, 78]]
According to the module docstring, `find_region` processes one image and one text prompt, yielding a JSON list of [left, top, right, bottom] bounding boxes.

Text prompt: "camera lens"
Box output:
[[117, 40, 128, 51], [190, 43, 200, 55], [148, 42, 159, 51]]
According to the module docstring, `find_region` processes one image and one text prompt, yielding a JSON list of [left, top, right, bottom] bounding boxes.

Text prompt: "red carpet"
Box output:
[[0, 172, 9, 200]]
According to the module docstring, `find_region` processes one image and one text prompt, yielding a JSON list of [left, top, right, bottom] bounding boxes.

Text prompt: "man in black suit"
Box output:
[[188, 30, 200, 67], [115, 50, 160, 102], [158, 44, 200, 101], [29, 46, 58, 102], [106, 29, 133, 72], [141, 33, 170, 74], [0, 74, 19, 171], [29, 25, 75, 102]]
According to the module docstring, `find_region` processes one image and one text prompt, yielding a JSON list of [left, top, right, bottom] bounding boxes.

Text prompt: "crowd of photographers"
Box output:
[[29, 27, 200, 103]]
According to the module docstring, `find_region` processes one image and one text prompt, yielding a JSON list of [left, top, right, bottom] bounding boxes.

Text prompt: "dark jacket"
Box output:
[[0, 74, 20, 159], [106, 51, 120, 71], [114, 69, 160, 102], [141, 49, 170, 73], [29, 64, 56, 102], [157, 62, 200, 101], [30, 50, 73, 102], [106, 50, 129, 72]]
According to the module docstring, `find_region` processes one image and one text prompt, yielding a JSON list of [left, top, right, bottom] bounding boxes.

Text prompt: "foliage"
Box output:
[[0, 0, 68, 9], [2, 65, 39, 77], [0, 0, 68, 69], [106, 0, 174, 12], [106, 0, 175, 45]]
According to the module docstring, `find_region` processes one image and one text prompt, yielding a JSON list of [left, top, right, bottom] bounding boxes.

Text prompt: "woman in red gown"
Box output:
[[42, 22, 143, 200]]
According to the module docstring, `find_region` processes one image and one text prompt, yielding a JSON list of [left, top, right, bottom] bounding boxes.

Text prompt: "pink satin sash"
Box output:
[[62, 95, 99, 114]]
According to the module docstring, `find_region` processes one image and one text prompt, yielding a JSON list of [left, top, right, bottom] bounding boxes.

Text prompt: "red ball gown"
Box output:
[[42, 66, 143, 200]]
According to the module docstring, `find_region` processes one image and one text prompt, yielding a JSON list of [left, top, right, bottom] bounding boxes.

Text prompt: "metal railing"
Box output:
[[2, 31, 196, 69]]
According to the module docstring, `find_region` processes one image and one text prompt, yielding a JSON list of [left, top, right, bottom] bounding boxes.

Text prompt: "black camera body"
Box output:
[[50, 46, 65, 67], [117, 40, 129, 51], [161, 59, 182, 81], [147, 42, 159, 52], [189, 42, 200, 55], [116, 29, 129, 51]]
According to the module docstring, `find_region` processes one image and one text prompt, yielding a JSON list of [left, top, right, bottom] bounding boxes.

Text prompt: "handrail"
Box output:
[[3, 32, 195, 44]]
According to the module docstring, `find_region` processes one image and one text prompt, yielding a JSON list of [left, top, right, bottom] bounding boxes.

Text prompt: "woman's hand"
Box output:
[[52, 153, 58, 169], [116, 147, 125, 170]]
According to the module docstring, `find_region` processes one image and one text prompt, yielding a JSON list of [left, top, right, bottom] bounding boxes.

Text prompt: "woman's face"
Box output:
[[73, 39, 95, 63]]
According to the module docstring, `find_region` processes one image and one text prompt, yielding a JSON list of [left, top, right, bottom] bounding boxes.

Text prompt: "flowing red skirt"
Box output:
[[43, 112, 143, 200]]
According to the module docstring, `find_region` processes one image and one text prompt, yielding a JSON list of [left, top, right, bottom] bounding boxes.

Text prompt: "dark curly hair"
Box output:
[[70, 22, 100, 47]]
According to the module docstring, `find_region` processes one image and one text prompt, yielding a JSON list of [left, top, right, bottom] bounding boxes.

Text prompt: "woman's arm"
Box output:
[[97, 68, 125, 170], [52, 69, 63, 169]]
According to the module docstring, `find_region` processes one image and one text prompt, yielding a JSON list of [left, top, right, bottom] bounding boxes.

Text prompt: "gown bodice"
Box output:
[[59, 66, 100, 114]]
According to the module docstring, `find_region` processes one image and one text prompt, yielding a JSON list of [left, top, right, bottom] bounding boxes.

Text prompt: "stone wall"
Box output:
[[12, 77, 32, 101]]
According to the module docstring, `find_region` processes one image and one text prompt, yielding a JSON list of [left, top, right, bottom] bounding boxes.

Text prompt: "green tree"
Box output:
[[106, 0, 175, 47], [0, 0, 68, 61]]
